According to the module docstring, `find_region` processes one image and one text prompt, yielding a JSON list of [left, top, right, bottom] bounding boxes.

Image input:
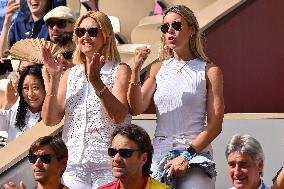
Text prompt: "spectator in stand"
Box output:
[[41, 11, 131, 188], [43, 6, 76, 43], [0, 64, 45, 143], [0, 60, 35, 110], [0, 0, 58, 57], [98, 124, 170, 189], [3, 136, 70, 189], [128, 5, 224, 189], [43, 6, 76, 72], [225, 134, 269, 189], [55, 32, 75, 71]]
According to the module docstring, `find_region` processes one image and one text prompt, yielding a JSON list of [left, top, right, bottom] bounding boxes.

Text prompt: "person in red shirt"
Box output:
[[98, 124, 169, 189]]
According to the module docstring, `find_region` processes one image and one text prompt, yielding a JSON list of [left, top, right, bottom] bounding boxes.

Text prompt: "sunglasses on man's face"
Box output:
[[160, 21, 182, 34], [46, 20, 68, 29], [28, 154, 54, 164], [75, 27, 99, 38], [108, 148, 140, 158], [62, 51, 73, 60]]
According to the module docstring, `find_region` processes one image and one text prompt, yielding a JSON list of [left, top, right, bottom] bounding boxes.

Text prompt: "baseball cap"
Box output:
[[44, 6, 77, 22]]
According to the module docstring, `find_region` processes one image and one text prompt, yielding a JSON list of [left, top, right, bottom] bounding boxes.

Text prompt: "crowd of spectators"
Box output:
[[0, 1, 283, 189]]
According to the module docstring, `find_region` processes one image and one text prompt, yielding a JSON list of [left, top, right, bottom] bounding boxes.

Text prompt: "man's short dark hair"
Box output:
[[111, 124, 153, 176], [29, 136, 68, 175]]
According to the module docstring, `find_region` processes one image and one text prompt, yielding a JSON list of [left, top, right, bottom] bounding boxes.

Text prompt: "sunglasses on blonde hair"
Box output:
[[160, 21, 182, 34], [75, 27, 99, 38]]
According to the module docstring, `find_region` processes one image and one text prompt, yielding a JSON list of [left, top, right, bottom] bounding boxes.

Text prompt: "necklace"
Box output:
[[176, 62, 188, 74]]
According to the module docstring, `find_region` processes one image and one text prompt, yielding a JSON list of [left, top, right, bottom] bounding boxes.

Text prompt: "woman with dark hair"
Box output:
[[0, 64, 46, 143]]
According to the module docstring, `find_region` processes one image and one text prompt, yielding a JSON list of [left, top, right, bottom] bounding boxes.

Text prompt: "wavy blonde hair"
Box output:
[[159, 5, 209, 62], [73, 11, 120, 64]]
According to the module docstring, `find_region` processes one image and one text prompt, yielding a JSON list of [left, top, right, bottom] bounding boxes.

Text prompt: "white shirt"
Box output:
[[64, 62, 131, 166], [152, 58, 211, 162], [0, 100, 40, 143]]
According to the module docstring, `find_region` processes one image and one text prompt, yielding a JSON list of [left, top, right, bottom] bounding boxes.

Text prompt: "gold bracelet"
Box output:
[[46, 93, 56, 97], [130, 81, 141, 86], [96, 85, 107, 98]]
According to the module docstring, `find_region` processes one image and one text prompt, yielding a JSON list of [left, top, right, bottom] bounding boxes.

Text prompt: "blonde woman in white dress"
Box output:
[[128, 5, 224, 189], [41, 11, 131, 189]]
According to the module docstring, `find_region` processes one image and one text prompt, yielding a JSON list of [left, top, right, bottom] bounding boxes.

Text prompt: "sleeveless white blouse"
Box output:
[[153, 58, 211, 158], [63, 62, 131, 166]]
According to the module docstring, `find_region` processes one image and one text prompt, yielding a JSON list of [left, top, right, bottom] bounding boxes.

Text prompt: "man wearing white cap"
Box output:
[[43, 6, 76, 43], [44, 6, 76, 71]]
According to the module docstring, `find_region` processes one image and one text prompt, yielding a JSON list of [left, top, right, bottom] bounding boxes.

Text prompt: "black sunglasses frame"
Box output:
[[108, 148, 140, 158], [75, 27, 99, 38], [46, 20, 68, 29], [160, 21, 182, 34], [28, 154, 54, 164], [62, 51, 73, 60]]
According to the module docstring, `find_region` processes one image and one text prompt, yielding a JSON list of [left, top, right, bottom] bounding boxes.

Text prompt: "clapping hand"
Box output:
[[3, 181, 26, 189], [41, 46, 63, 78], [87, 53, 105, 83], [4, 74, 19, 107]]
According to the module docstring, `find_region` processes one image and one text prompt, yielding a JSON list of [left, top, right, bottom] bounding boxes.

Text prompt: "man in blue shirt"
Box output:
[[9, 0, 51, 44], [0, 0, 64, 57]]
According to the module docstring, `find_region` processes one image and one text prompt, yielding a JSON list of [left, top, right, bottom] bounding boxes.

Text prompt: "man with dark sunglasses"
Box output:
[[54, 32, 75, 71], [43, 6, 76, 72], [98, 124, 169, 189], [43, 6, 76, 43], [3, 136, 70, 189]]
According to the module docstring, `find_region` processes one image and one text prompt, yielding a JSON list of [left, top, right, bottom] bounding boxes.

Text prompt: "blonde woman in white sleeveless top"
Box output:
[[128, 5, 224, 189], [41, 11, 131, 189]]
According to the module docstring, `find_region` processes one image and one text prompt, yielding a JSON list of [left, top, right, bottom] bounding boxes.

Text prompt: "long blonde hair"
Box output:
[[73, 11, 121, 64], [159, 5, 209, 62]]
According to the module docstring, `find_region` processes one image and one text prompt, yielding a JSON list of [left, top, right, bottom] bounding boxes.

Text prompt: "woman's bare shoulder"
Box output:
[[206, 62, 223, 79], [149, 62, 163, 76]]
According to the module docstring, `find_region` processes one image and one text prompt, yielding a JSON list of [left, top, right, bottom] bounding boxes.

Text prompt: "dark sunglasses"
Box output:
[[46, 20, 68, 29], [28, 154, 54, 164], [160, 21, 182, 34], [75, 27, 99, 38], [62, 51, 73, 60], [108, 148, 140, 158]]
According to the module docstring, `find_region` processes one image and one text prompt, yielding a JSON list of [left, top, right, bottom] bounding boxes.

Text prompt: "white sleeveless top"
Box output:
[[153, 58, 210, 154], [63, 62, 131, 166]]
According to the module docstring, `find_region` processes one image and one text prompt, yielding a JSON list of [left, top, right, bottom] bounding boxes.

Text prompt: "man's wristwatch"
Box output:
[[96, 85, 107, 98]]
